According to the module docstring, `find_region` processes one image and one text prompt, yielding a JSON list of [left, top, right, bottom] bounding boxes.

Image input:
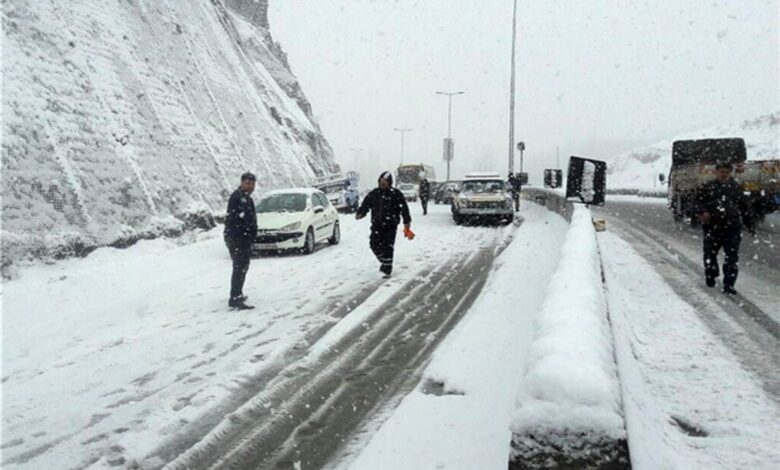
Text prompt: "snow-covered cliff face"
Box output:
[[1, 0, 338, 270], [607, 112, 779, 191]]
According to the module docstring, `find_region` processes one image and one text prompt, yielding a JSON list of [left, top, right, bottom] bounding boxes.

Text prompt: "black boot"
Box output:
[[229, 298, 255, 310], [722, 285, 738, 295], [705, 277, 715, 288]]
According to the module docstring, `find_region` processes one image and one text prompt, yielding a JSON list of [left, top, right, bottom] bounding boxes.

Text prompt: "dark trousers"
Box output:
[[370, 226, 397, 274], [703, 224, 742, 287], [421, 196, 429, 215], [226, 237, 251, 300]]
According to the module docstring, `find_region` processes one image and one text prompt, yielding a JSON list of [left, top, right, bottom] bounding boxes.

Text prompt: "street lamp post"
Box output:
[[393, 128, 412, 164], [507, 0, 518, 175], [436, 91, 464, 181]]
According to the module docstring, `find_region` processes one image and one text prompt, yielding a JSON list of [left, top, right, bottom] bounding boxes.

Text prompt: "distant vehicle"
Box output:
[[451, 173, 514, 225], [254, 189, 340, 255], [668, 138, 779, 223], [312, 172, 360, 212], [396, 163, 436, 201], [434, 181, 460, 204]]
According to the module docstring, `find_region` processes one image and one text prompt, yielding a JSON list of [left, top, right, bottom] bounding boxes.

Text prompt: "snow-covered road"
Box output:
[[594, 198, 780, 401], [2, 203, 516, 469]]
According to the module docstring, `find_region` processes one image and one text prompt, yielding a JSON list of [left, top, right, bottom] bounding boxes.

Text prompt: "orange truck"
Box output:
[[668, 138, 779, 224]]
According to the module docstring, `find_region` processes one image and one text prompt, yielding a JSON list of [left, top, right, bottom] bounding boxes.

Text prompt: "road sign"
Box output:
[[443, 138, 454, 161], [566, 156, 607, 206], [544, 169, 563, 188]]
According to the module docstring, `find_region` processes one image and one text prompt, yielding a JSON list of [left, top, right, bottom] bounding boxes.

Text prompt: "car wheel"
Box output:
[[302, 227, 315, 254], [453, 212, 462, 225], [328, 221, 341, 245]]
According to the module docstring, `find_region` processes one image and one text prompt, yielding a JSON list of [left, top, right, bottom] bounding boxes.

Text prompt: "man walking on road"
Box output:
[[356, 171, 412, 278], [419, 177, 431, 216], [695, 162, 755, 295], [508, 172, 521, 211], [224, 172, 258, 309]]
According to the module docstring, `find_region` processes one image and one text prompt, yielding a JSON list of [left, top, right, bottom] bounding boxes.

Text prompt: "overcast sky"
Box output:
[[269, 0, 779, 184]]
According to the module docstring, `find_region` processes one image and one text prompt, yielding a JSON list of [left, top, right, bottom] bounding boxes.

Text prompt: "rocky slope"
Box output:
[[1, 0, 338, 272]]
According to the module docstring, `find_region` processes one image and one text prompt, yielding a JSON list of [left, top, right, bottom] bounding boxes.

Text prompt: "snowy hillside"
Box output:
[[607, 112, 780, 191], [1, 0, 338, 272]]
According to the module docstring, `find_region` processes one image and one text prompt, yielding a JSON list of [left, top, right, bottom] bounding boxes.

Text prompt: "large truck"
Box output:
[[312, 171, 360, 212], [396, 164, 436, 202], [668, 138, 779, 224]]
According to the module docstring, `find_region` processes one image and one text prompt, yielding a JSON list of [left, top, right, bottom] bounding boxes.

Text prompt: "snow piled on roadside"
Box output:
[[600, 231, 780, 469], [340, 202, 569, 470], [511, 206, 624, 439]]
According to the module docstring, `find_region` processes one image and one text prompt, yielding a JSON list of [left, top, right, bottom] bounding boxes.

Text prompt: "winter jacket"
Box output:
[[224, 188, 257, 240], [357, 188, 412, 229], [695, 178, 754, 230], [419, 179, 431, 199]]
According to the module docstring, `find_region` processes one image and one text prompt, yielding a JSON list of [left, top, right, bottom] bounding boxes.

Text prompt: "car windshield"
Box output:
[[318, 183, 345, 195], [460, 180, 505, 194], [256, 193, 307, 213]]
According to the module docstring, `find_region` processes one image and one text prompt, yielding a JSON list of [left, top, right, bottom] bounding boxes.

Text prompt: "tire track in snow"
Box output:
[[606, 221, 780, 401], [157, 228, 516, 470]]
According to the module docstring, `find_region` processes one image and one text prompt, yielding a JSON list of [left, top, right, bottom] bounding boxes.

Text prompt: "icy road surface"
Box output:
[[2, 203, 517, 469], [595, 197, 780, 400]]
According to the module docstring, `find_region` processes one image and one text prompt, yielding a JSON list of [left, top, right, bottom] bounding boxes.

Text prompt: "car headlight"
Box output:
[[505, 197, 514, 208], [280, 221, 301, 231]]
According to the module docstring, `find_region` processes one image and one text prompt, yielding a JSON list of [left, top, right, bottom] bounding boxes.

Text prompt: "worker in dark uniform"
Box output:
[[508, 172, 521, 211], [695, 162, 755, 295], [356, 171, 412, 278], [419, 177, 431, 215], [224, 172, 258, 309]]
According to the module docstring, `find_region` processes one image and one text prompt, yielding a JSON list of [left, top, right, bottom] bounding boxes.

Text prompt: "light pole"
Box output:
[[507, 0, 518, 175], [393, 128, 412, 164], [436, 91, 464, 181]]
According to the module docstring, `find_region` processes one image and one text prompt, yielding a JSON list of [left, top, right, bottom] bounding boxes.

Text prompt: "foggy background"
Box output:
[[270, 0, 779, 185]]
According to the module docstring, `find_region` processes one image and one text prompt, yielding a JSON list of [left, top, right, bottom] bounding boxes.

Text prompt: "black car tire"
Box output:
[[328, 221, 341, 245], [302, 227, 315, 254]]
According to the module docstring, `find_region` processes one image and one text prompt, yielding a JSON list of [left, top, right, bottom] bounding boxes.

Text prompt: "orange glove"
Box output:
[[403, 226, 415, 240]]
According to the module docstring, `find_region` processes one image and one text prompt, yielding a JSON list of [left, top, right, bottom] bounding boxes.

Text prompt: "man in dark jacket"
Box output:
[[508, 172, 521, 211], [224, 172, 258, 309], [419, 177, 431, 215], [356, 171, 412, 277], [695, 162, 755, 295]]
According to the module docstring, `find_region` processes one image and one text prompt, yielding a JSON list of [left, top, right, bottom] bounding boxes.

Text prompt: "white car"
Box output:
[[253, 188, 340, 254], [451, 173, 515, 225], [398, 183, 418, 202]]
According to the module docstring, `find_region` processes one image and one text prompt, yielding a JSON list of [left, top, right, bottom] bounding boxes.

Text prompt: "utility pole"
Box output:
[[507, 0, 518, 175], [436, 91, 464, 181], [393, 128, 412, 165]]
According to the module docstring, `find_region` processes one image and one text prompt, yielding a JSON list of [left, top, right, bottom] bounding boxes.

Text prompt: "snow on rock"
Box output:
[[1, 0, 338, 272], [510, 205, 628, 469], [608, 112, 780, 191]]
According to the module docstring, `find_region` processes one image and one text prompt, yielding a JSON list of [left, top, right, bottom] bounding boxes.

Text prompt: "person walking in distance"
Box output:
[[224, 172, 258, 309], [508, 172, 521, 211], [356, 171, 412, 278], [419, 177, 431, 215], [695, 162, 755, 295]]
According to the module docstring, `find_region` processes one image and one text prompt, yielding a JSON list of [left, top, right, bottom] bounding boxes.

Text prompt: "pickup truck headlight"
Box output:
[[505, 197, 514, 208], [280, 221, 301, 231]]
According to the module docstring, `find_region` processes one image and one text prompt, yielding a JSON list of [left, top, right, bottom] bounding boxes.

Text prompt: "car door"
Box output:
[[313, 193, 331, 238]]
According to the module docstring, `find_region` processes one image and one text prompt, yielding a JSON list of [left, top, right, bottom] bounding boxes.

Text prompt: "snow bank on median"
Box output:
[[511, 205, 624, 441], [340, 202, 569, 470]]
